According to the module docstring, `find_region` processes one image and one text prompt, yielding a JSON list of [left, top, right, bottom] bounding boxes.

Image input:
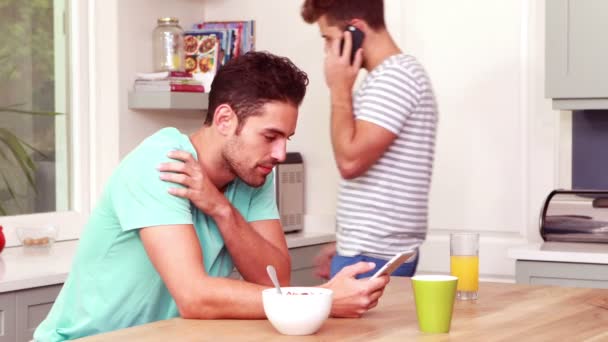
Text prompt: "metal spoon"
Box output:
[[266, 265, 283, 295]]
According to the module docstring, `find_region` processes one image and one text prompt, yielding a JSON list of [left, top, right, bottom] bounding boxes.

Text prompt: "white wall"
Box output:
[[118, 0, 206, 156], [92, 0, 205, 200], [93, 0, 563, 281]]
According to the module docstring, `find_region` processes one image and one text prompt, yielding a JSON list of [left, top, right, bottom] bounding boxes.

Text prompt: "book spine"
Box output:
[[170, 84, 205, 92], [168, 71, 193, 78]]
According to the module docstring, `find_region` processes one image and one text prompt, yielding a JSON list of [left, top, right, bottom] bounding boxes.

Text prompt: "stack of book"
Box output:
[[183, 20, 255, 80], [133, 71, 205, 93]]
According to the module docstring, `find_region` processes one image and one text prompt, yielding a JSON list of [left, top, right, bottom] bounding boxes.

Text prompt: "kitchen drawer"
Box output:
[[0, 292, 16, 342], [16, 285, 62, 342], [230, 243, 331, 286], [291, 268, 324, 287], [516, 260, 608, 289], [289, 243, 331, 270]]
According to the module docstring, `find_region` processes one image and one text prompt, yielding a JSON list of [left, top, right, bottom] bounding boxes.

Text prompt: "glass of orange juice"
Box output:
[[450, 233, 479, 300]]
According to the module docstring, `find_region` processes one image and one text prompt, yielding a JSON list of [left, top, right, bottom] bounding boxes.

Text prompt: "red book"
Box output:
[[170, 84, 205, 92], [168, 71, 193, 78]]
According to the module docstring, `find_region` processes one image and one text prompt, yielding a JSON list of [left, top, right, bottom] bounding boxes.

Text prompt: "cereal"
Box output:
[[22, 237, 51, 246], [285, 292, 315, 295]]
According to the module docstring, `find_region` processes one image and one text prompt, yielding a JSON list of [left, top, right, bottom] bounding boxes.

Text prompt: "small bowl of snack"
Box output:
[[262, 287, 333, 335], [16, 225, 58, 248]]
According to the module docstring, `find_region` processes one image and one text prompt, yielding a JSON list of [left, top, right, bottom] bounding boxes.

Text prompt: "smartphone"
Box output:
[[369, 250, 418, 280], [340, 25, 365, 64]]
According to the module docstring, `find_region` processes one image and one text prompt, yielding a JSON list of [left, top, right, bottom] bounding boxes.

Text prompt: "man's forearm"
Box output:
[[212, 204, 291, 286], [330, 89, 359, 175], [181, 277, 269, 319]]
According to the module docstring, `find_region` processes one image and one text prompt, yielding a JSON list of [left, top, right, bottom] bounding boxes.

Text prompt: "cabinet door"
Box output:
[[289, 243, 330, 286], [516, 260, 608, 289], [0, 293, 16, 342], [16, 284, 62, 342], [546, 0, 608, 98], [291, 268, 324, 286]]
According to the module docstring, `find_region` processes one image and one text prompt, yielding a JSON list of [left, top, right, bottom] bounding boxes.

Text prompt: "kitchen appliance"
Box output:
[[274, 152, 304, 233], [540, 190, 608, 243]]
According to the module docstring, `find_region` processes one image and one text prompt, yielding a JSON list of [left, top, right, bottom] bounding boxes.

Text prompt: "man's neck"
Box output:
[[189, 128, 236, 190], [362, 29, 402, 72]]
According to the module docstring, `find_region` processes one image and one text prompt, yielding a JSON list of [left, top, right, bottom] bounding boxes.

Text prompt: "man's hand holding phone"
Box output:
[[370, 250, 418, 280], [340, 25, 365, 65], [324, 25, 364, 92], [324, 261, 389, 318]]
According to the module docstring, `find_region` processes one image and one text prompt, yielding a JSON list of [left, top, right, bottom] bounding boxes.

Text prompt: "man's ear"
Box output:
[[350, 19, 368, 33], [212, 104, 238, 136]]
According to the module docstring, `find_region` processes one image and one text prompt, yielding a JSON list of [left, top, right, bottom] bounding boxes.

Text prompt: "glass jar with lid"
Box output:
[[153, 17, 185, 72]]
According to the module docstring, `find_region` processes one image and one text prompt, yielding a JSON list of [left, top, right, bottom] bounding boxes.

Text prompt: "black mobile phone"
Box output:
[[340, 25, 365, 64]]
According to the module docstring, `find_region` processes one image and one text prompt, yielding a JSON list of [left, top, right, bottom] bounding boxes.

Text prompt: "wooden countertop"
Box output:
[[76, 278, 608, 341]]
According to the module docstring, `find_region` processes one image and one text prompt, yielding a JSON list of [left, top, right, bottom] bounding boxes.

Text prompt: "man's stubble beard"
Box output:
[[221, 135, 266, 188]]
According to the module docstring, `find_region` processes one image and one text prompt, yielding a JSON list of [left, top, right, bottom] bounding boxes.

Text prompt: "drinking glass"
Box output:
[[450, 233, 479, 300]]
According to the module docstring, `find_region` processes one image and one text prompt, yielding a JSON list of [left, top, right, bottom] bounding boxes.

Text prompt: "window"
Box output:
[[0, 0, 69, 216], [0, 0, 91, 246]]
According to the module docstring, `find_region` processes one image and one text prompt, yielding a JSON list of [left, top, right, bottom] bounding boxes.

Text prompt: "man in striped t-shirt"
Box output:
[[301, 0, 438, 279]]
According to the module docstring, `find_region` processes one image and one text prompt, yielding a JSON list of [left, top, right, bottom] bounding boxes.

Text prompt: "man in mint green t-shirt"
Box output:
[[34, 52, 389, 341]]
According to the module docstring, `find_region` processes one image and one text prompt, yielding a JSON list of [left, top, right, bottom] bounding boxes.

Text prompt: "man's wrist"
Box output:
[[209, 200, 233, 222], [330, 86, 351, 102]]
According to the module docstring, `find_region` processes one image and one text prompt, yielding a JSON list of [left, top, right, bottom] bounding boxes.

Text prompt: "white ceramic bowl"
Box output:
[[262, 287, 333, 335]]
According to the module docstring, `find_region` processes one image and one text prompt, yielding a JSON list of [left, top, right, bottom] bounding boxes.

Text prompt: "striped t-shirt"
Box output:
[[336, 54, 438, 259]]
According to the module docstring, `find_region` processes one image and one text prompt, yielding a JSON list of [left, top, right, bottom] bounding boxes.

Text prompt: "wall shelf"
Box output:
[[128, 91, 209, 110]]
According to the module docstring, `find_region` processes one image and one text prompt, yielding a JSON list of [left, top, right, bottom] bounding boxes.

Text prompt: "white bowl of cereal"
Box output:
[[262, 287, 333, 335]]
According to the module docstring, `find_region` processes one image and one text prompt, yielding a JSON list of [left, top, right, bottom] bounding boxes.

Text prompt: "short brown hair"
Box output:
[[205, 51, 309, 129], [301, 0, 385, 29]]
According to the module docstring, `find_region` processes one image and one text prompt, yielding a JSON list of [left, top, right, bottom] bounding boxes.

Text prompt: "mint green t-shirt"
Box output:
[[34, 128, 279, 341]]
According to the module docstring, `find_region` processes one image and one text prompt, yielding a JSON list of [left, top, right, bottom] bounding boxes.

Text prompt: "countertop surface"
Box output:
[[75, 279, 608, 341], [0, 230, 335, 293], [508, 241, 608, 264], [284, 229, 335, 248], [0, 239, 78, 293]]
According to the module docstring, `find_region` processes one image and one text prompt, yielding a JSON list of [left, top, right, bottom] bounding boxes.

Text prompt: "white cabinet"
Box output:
[[0, 292, 16, 342], [16, 285, 62, 342], [0, 284, 62, 342], [546, 0, 608, 109], [516, 260, 608, 289], [229, 243, 331, 286], [289, 243, 328, 286]]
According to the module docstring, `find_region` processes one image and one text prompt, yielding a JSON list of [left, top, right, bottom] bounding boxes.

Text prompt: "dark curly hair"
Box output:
[[204, 51, 309, 131], [301, 0, 385, 29]]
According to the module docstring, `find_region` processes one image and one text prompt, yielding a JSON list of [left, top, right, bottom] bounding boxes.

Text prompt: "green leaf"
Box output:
[[17, 138, 50, 160], [0, 128, 36, 189], [0, 146, 8, 161], [0, 174, 13, 216], [0, 106, 62, 116], [0, 129, 36, 170], [0, 172, 16, 200]]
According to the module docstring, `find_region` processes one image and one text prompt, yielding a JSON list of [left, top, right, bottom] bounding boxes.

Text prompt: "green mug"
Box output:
[[411, 275, 458, 333]]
